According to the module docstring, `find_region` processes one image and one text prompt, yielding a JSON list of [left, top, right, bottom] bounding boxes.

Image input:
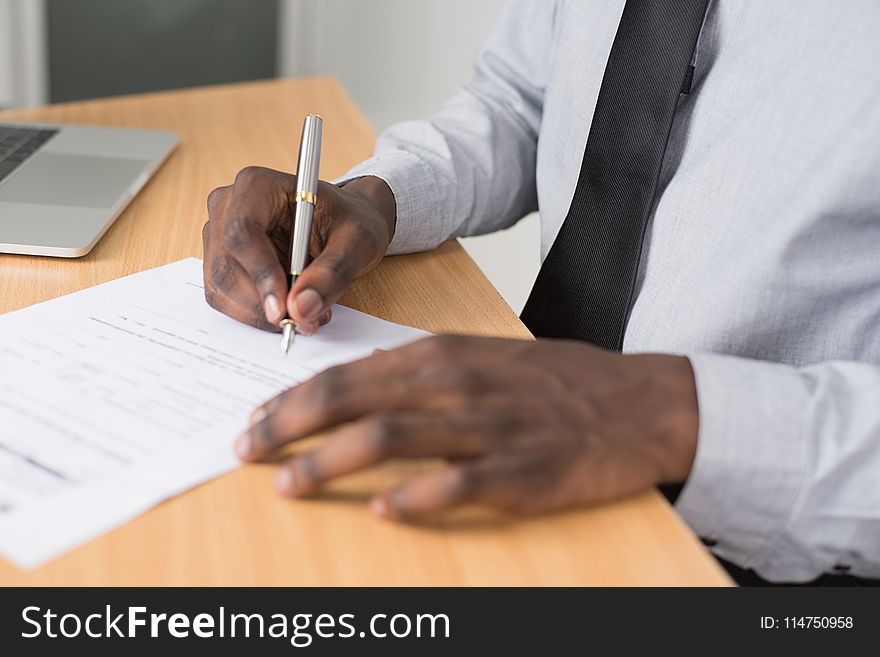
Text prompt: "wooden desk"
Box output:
[[0, 78, 730, 585]]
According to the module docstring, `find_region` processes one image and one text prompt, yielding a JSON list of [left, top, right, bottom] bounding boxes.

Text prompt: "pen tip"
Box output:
[[280, 321, 293, 355]]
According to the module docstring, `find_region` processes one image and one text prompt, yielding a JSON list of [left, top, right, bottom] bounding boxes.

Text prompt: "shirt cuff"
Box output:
[[676, 352, 812, 580], [336, 153, 445, 255]]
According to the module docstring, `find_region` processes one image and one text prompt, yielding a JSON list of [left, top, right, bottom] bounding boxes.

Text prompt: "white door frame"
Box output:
[[0, 0, 48, 108], [276, 0, 318, 78]]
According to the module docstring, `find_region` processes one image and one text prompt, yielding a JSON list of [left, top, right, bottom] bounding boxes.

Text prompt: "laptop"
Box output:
[[0, 122, 177, 257]]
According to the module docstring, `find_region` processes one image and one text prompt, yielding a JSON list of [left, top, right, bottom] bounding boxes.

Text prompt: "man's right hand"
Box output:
[[202, 167, 396, 335]]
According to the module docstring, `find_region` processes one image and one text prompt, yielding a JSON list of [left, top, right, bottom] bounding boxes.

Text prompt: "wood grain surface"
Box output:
[[0, 78, 730, 585]]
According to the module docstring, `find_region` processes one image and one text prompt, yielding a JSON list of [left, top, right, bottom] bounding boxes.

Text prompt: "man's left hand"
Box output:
[[235, 335, 700, 521]]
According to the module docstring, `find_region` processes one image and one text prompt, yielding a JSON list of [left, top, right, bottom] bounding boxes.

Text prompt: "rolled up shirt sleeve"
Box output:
[[678, 352, 880, 582], [340, 0, 558, 255]]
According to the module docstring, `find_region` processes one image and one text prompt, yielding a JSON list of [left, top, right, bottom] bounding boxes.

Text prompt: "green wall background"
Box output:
[[47, 0, 278, 102]]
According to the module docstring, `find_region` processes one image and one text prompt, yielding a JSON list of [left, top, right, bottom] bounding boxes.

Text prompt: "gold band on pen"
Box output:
[[295, 190, 317, 205]]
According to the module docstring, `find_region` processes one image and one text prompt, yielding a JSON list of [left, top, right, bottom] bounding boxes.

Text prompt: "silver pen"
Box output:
[[280, 114, 323, 355]]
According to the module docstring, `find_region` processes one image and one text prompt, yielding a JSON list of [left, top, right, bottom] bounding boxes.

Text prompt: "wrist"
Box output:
[[340, 175, 397, 245], [646, 355, 700, 485]]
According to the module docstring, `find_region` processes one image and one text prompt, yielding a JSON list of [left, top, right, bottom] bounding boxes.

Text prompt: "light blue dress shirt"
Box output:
[[342, 0, 880, 582]]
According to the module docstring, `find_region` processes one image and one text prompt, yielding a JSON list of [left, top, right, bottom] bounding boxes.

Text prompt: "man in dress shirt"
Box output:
[[201, 0, 880, 584]]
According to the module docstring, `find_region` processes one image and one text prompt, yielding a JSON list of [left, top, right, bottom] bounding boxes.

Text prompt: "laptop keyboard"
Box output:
[[0, 125, 59, 184]]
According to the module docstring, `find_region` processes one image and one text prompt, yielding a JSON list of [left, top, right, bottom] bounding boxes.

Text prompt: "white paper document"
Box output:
[[0, 257, 427, 569]]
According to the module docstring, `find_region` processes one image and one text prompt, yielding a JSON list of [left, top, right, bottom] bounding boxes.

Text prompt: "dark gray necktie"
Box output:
[[521, 0, 709, 349]]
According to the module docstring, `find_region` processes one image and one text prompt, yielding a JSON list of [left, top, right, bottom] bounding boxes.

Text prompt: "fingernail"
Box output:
[[250, 406, 267, 426], [263, 294, 282, 323], [370, 496, 389, 518], [295, 288, 324, 320], [276, 468, 296, 495], [235, 432, 252, 459]]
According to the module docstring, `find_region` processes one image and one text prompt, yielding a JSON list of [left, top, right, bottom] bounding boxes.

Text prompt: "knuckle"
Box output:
[[252, 416, 278, 451], [223, 218, 253, 252], [364, 415, 399, 456], [315, 257, 351, 287], [250, 297, 270, 328], [209, 255, 236, 292], [424, 334, 465, 359], [206, 186, 228, 214], [451, 466, 483, 501], [506, 451, 563, 500], [234, 165, 264, 185], [272, 387, 295, 413], [450, 366, 489, 396], [251, 264, 278, 289], [312, 365, 348, 408], [296, 452, 320, 487]]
